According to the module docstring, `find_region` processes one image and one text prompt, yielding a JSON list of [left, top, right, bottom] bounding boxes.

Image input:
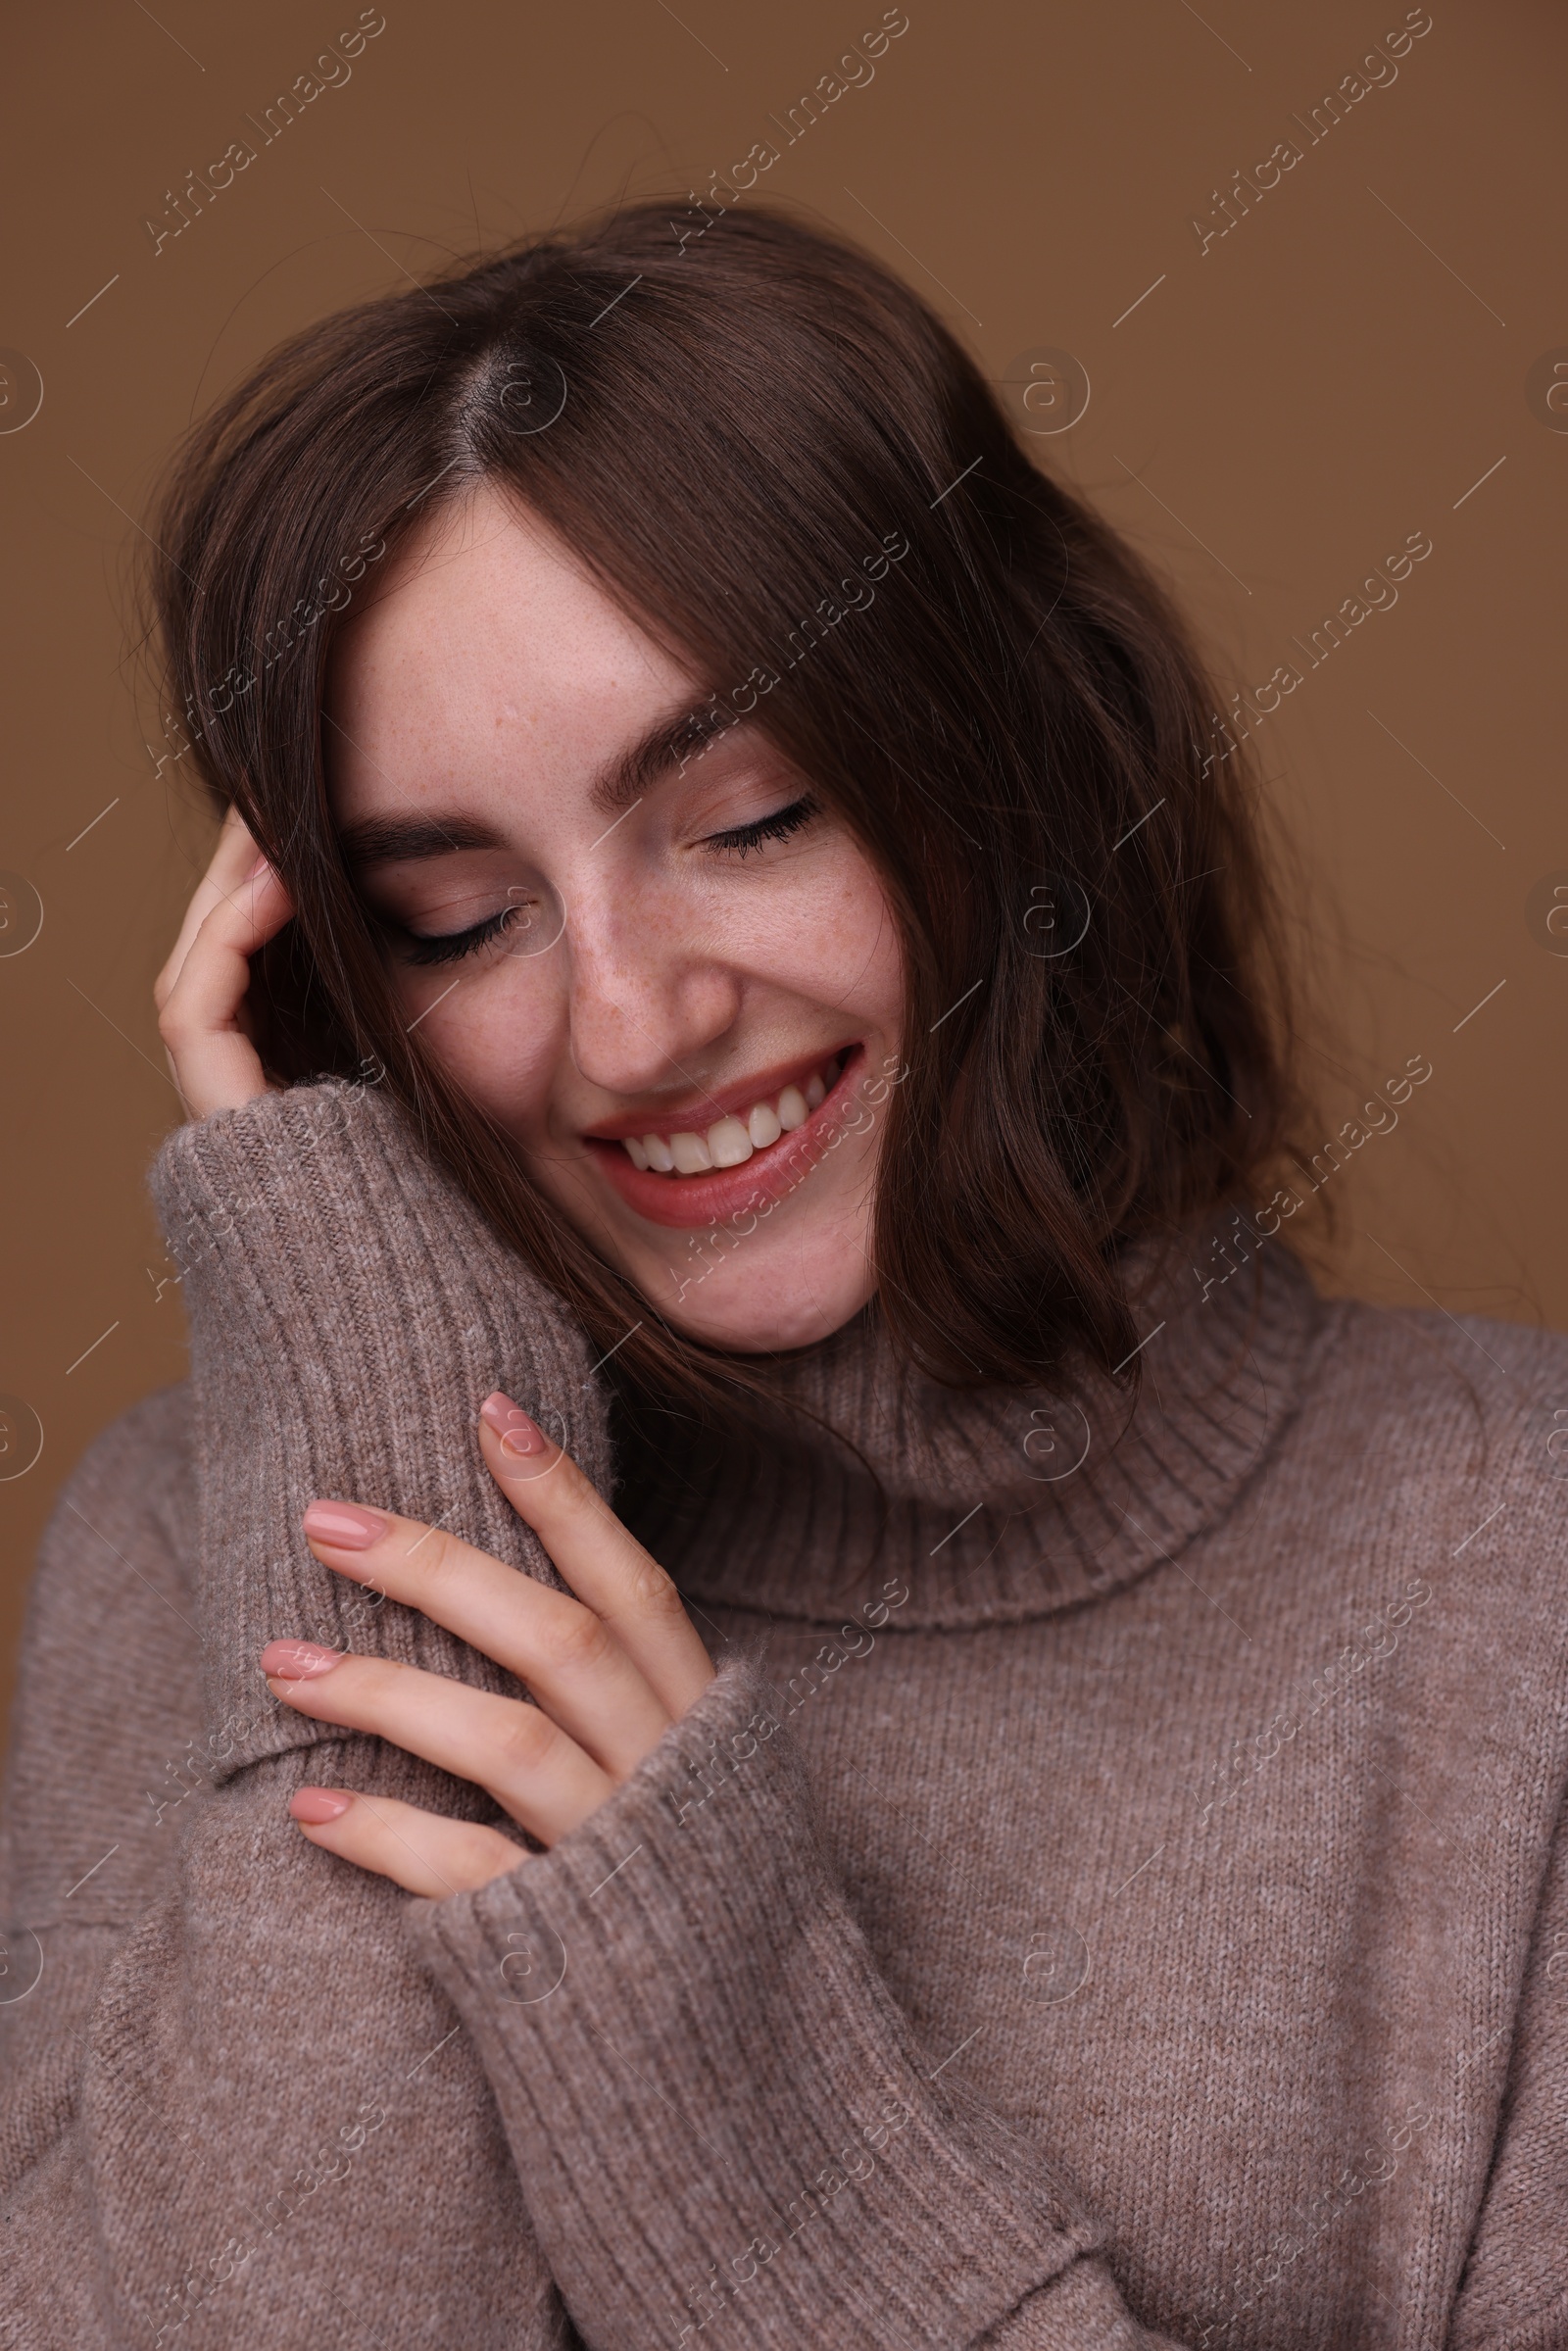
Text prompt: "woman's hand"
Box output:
[[155, 804, 294, 1118], [262, 1393, 716, 1897]]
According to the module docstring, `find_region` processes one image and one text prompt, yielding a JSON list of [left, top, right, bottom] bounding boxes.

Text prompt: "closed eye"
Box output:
[[400, 903, 530, 966], [394, 795, 818, 961], [702, 795, 819, 858]]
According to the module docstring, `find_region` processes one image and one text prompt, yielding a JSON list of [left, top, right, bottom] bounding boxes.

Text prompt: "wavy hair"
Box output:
[[148, 200, 1311, 1410]]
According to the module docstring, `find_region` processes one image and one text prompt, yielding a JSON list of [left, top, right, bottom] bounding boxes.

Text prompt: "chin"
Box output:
[[667, 1279, 879, 1353], [522, 1092, 887, 1355], [672, 1279, 879, 1353], [661, 1254, 876, 1352]]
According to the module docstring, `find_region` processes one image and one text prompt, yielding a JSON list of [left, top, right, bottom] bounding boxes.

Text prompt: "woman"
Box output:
[[1, 204, 1562, 2350]]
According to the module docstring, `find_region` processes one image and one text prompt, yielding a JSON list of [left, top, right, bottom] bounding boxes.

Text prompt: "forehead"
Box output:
[[325, 482, 691, 819]]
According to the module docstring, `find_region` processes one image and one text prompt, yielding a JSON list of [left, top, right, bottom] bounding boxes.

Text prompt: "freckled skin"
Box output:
[[327, 486, 905, 1352]]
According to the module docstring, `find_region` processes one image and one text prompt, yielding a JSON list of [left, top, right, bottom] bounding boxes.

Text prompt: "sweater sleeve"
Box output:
[[407, 1653, 1187, 2350], [0, 1076, 612, 2351], [3, 1077, 1181, 2350]]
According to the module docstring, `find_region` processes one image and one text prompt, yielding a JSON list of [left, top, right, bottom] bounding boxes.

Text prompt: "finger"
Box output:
[[158, 857, 294, 1119], [261, 1641, 616, 1844], [288, 1786, 524, 1896], [300, 1501, 672, 1777], [476, 1395, 715, 1719], [155, 805, 264, 1009], [159, 852, 292, 1031]]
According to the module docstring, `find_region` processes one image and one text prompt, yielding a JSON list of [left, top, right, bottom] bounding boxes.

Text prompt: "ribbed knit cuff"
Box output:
[[148, 1080, 612, 1779], [409, 1660, 1099, 2349]]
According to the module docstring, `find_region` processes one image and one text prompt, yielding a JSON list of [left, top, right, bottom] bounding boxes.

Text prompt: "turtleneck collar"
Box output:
[[618, 1217, 1325, 1632]]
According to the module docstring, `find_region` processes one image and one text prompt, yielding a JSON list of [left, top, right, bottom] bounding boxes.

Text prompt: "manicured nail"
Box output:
[[261, 1639, 344, 1680], [290, 1788, 354, 1824], [302, 1500, 388, 1550], [479, 1391, 545, 1456]]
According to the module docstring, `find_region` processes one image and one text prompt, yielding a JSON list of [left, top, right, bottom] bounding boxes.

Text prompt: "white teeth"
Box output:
[[707, 1114, 753, 1168], [618, 1057, 843, 1173]]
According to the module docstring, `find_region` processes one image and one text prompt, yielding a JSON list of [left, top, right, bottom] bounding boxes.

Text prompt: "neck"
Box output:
[[616, 1213, 1325, 1631]]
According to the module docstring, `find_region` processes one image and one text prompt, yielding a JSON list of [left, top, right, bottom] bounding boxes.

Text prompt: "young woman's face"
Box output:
[[326, 485, 904, 1352]]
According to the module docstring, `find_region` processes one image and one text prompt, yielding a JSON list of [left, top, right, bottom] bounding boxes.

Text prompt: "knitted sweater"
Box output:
[[1, 1078, 1565, 2351]]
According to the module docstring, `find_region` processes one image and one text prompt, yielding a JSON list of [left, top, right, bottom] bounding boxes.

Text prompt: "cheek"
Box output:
[[726, 846, 904, 1025], [404, 961, 564, 1123]]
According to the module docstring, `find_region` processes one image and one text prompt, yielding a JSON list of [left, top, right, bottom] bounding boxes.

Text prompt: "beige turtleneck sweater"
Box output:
[[1, 1079, 1564, 2350]]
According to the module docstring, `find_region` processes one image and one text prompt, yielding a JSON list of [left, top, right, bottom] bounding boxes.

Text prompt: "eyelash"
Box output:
[[700, 793, 819, 858], [403, 906, 521, 967], [399, 796, 819, 966]]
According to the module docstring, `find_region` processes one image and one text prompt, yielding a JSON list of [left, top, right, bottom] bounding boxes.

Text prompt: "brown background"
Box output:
[[2, 0, 1563, 1727]]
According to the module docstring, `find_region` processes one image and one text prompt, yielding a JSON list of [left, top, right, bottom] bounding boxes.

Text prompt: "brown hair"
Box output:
[[148, 200, 1311, 1411]]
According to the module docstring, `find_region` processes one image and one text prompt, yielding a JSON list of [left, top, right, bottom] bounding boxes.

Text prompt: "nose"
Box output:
[[563, 884, 743, 1101]]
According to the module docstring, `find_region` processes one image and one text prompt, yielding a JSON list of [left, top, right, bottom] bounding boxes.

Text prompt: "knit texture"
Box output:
[[146, 1080, 612, 1780], [3, 1079, 1567, 2350]]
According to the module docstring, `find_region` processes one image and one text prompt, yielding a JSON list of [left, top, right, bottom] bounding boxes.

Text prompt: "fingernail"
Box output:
[[290, 1788, 354, 1824], [246, 853, 270, 879], [261, 1639, 344, 1679], [303, 1500, 388, 1550], [479, 1390, 545, 1456]]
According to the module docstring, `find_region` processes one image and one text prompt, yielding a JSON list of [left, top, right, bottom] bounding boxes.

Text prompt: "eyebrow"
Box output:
[[588, 698, 738, 814], [336, 699, 737, 869], [336, 812, 504, 869]]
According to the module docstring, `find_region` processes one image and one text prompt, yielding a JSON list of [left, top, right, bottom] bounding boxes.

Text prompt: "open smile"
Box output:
[[582, 1045, 865, 1229]]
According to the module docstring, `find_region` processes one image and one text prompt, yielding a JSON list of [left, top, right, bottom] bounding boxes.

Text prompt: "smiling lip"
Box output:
[[585, 1044, 867, 1230], [580, 1044, 858, 1144]]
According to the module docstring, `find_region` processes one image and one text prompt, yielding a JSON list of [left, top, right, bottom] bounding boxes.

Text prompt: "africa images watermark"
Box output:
[[666, 1053, 909, 1307], [1192, 1050, 1436, 1307], [146, 529, 389, 782], [1198, 527, 1434, 777], [673, 529, 912, 779], [142, 11, 388, 257], [669, 9, 911, 252], [1189, 8, 1434, 258]]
